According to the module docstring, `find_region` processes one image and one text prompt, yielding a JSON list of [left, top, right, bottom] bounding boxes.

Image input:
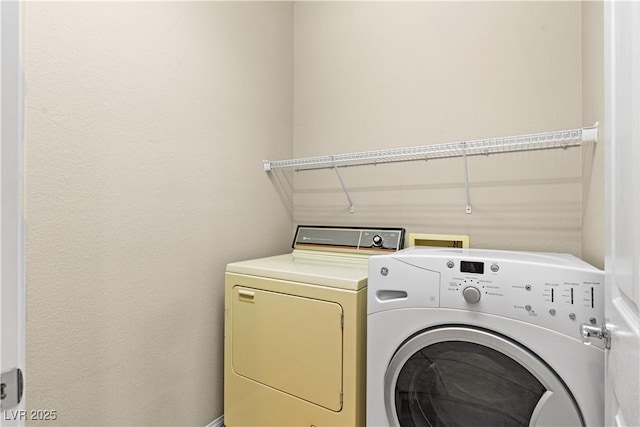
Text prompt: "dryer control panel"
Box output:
[[293, 226, 405, 254], [368, 247, 604, 347]]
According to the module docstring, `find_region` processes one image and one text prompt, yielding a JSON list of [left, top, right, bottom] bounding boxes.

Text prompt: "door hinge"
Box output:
[[580, 322, 612, 349], [1, 368, 24, 410], [340, 392, 343, 405], [340, 313, 344, 329]]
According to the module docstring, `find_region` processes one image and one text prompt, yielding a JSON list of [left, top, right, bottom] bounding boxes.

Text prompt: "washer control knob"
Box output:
[[462, 286, 481, 304], [372, 235, 383, 247], [447, 261, 455, 269], [490, 264, 499, 272]]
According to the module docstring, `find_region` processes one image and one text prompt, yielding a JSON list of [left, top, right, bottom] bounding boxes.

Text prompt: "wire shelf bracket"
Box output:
[[462, 144, 472, 214], [263, 124, 598, 214], [332, 164, 355, 214]]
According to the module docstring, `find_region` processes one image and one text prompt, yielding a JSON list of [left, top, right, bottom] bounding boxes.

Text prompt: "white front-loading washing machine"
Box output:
[[367, 247, 604, 427]]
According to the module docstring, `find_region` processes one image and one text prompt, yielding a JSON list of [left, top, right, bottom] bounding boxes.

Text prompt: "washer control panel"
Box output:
[[441, 257, 602, 321], [368, 247, 604, 346]]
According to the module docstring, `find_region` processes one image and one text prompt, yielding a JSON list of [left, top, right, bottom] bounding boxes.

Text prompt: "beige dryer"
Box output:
[[224, 226, 404, 427]]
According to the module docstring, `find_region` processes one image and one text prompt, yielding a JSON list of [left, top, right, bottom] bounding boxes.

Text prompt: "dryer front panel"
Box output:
[[384, 326, 583, 427], [231, 286, 344, 412]]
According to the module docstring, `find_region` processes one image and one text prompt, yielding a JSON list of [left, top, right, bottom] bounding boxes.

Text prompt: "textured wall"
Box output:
[[293, 1, 584, 255], [581, 1, 605, 269], [25, 2, 292, 425]]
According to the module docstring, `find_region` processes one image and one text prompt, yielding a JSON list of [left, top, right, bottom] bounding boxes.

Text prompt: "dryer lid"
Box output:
[[226, 252, 369, 290]]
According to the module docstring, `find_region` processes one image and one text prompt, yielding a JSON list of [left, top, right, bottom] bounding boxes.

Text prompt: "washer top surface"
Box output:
[[393, 246, 600, 271], [226, 251, 369, 291]]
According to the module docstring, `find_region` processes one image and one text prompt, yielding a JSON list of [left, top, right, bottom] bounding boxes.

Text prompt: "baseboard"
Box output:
[[206, 414, 224, 427]]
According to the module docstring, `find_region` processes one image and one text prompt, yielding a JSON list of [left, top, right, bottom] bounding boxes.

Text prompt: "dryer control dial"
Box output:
[[463, 286, 481, 304], [372, 235, 384, 247]]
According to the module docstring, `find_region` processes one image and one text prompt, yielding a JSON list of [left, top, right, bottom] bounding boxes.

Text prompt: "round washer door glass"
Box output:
[[385, 327, 583, 427]]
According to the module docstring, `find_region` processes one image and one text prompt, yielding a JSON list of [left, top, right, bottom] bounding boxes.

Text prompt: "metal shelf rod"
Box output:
[[263, 125, 598, 172], [263, 124, 598, 214]]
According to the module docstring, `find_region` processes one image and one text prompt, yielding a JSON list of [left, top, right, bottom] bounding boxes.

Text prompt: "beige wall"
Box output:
[[293, 1, 584, 255], [581, 1, 605, 269], [25, 2, 292, 425]]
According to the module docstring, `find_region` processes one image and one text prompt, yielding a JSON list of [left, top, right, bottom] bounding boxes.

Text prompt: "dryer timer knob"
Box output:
[[372, 235, 384, 247], [463, 286, 481, 304]]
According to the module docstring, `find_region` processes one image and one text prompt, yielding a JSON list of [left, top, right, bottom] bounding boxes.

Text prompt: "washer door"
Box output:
[[384, 326, 583, 427]]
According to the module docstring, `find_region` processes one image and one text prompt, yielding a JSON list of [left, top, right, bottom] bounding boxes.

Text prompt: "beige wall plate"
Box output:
[[408, 233, 470, 249]]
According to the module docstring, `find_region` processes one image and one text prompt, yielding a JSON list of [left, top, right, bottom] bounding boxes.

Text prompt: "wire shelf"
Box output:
[[263, 126, 597, 172]]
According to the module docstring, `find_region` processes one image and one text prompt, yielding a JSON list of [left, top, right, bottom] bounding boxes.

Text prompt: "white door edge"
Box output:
[[1, 0, 26, 425], [604, 1, 640, 426]]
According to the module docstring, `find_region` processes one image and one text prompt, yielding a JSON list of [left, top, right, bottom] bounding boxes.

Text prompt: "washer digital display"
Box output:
[[461, 261, 484, 274]]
